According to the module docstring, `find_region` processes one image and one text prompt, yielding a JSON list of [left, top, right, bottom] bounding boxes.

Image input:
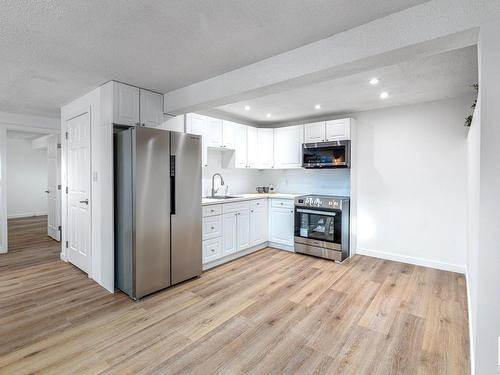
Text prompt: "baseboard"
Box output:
[[465, 269, 475, 375], [7, 212, 47, 219], [267, 241, 294, 252], [203, 243, 268, 271], [356, 248, 466, 274], [60, 252, 67, 262]]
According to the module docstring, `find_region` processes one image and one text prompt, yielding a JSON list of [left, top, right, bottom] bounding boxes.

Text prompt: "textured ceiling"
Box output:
[[212, 46, 478, 125], [0, 0, 428, 117]]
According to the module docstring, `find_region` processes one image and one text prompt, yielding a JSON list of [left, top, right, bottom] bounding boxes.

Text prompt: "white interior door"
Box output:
[[47, 134, 61, 241], [67, 112, 91, 273]]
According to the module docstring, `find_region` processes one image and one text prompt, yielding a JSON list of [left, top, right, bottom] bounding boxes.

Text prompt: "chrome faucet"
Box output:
[[211, 173, 225, 197]]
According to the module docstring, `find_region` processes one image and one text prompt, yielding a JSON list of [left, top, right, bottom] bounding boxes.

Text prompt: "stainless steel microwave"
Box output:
[[302, 140, 351, 169]]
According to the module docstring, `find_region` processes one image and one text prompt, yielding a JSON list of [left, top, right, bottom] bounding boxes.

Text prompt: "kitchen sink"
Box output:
[[204, 196, 239, 200]]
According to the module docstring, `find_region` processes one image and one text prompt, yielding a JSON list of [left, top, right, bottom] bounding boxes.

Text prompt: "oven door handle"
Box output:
[[296, 208, 337, 216]]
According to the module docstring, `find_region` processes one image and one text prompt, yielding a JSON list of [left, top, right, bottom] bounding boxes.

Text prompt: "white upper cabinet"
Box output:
[[139, 89, 164, 128], [234, 124, 248, 168], [304, 121, 326, 143], [326, 118, 351, 141], [102, 81, 164, 128], [274, 125, 303, 169], [110, 82, 140, 126], [186, 113, 208, 167], [159, 115, 185, 132], [222, 121, 236, 149], [205, 117, 223, 148], [246, 126, 258, 168], [257, 128, 274, 169]]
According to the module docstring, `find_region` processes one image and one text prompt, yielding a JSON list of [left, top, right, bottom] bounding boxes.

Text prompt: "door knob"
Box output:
[[79, 199, 89, 205]]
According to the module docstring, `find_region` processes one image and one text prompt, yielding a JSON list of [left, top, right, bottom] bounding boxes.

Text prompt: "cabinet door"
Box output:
[[203, 237, 223, 263], [222, 212, 237, 255], [186, 113, 208, 167], [246, 126, 258, 168], [304, 122, 326, 143], [206, 116, 223, 147], [159, 115, 185, 132], [274, 125, 304, 169], [269, 207, 294, 246], [237, 210, 250, 251], [112, 82, 140, 126], [139, 89, 164, 127], [326, 118, 351, 141], [234, 124, 248, 168], [250, 207, 268, 246], [257, 128, 274, 169], [222, 120, 236, 149]]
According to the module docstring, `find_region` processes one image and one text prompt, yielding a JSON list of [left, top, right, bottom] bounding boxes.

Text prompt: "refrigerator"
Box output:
[[114, 126, 202, 300]]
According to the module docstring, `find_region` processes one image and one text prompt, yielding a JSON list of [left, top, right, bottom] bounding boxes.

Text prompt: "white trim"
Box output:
[[356, 247, 466, 274], [268, 241, 294, 252], [60, 252, 67, 262], [203, 243, 267, 270], [7, 212, 47, 219], [465, 269, 475, 375]]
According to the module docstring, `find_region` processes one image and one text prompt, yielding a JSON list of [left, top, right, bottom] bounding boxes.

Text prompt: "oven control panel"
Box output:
[[295, 195, 347, 210]]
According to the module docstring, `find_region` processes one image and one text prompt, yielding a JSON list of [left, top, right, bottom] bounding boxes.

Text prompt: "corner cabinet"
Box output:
[[274, 125, 303, 169]]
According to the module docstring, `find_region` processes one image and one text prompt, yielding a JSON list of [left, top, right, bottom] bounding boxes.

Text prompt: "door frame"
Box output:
[[61, 106, 92, 274], [0, 127, 7, 254]]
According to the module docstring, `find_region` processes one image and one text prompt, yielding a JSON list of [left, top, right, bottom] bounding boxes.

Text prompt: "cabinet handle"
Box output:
[[250, 209, 253, 213], [290, 210, 294, 213], [211, 248, 215, 252], [210, 226, 214, 230], [135, 122, 140, 126]]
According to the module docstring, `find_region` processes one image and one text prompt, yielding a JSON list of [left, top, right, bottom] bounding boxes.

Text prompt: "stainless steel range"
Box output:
[[294, 195, 350, 262]]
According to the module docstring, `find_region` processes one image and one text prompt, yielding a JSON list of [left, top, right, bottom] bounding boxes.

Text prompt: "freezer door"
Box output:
[[170, 132, 202, 284], [134, 127, 171, 298]]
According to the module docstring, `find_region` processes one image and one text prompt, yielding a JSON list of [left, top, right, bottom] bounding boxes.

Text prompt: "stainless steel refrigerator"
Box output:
[[114, 127, 202, 300]]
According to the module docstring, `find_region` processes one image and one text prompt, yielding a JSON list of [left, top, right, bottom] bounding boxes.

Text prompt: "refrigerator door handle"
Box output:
[[170, 155, 176, 215]]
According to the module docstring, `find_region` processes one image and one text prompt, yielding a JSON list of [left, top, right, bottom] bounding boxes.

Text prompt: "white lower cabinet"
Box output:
[[203, 237, 222, 263], [237, 210, 250, 251], [203, 198, 294, 266], [250, 205, 268, 247], [222, 212, 237, 256], [269, 205, 295, 247]]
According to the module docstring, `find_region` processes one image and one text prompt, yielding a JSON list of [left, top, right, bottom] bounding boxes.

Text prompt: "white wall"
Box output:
[[6, 137, 48, 218], [467, 20, 500, 375], [354, 95, 471, 273]]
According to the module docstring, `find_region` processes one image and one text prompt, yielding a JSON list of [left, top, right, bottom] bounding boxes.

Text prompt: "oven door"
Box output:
[[302, 140, 350, 168], [294, 208, 341, 250]]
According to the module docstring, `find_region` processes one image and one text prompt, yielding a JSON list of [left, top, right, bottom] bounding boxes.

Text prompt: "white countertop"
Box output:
[[202, 193, 300, 206]]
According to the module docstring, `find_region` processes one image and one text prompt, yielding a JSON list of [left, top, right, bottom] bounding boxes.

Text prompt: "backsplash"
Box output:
[[260, 168, 350, 196], [202, 149, 351, 197]]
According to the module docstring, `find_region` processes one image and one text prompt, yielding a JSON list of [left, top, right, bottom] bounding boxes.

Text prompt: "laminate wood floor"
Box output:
[[0, 216, 470, 374]]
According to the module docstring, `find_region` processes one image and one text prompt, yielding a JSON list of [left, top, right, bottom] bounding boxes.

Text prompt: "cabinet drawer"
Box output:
[[203, 215, 222, 240], [202, 204, 222, 217], [203, 237, 223, 263], [250, 199, 267, 210], [271, 199, 294, 209], [223, 201, 250, 214]]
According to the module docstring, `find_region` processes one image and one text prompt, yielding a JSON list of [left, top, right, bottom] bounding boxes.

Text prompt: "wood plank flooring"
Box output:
[[0, 216, 470, 374]]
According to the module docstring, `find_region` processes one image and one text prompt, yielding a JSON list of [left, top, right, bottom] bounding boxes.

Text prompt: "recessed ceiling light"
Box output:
[[244, 105, 250, 111], [380, 91, 389, 99], [369, 78, 379, 85], [315, 104, 321, 110], [266, 113, 272, 118]]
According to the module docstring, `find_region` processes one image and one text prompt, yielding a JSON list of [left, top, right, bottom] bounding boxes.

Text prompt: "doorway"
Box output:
[[3, 130, 62, 256]]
